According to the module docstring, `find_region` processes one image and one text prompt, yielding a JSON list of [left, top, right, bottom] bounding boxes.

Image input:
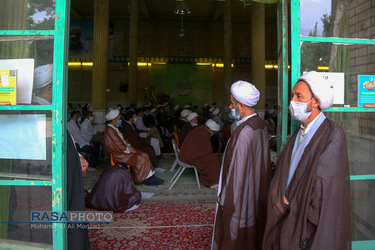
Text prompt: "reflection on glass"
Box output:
[[301, 43, 375, 107], [0, 111, 52, 179], [0, 0, 56, 30], [325, 112, 375, 176], [0, 37, 54, 105], [300, 0, 332, 37], [300, 0, 374, 39], [351, 180, 375, 241], [0, 186, 52, 245]]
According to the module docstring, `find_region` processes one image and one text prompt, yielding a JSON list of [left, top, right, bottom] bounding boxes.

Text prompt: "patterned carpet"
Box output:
[[84, 157, 218, 200], [87, 199, 216, 250]]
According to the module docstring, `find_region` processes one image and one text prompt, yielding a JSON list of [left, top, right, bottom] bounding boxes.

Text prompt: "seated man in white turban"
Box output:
[[104, 109, 164, 186], [32, 64, 53, 105], [174, 109, 192, 133], [178, 112, 198, 148], [211, 108, 224, 130], [213, 80, 271, 249], [263, 71, 351, 249], [179, 119, 221, 189]]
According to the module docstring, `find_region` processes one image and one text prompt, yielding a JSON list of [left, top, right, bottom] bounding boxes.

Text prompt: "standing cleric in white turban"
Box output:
[[32, 64, 53, 105], [212, 80, 271, 249], [263, 71, 351, 249]]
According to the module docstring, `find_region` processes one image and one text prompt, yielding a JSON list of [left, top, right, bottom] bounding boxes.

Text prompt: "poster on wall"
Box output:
[[69, 21, 94, 58], [0, 59, 34, 104], [150, 64, 212, 109], [358, 75, 375, 107], [69, 21, 117, 59]]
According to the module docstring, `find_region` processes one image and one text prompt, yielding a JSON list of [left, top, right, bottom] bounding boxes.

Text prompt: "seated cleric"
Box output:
[[179, 119, 221, 189], [103, 109, 164, 186]]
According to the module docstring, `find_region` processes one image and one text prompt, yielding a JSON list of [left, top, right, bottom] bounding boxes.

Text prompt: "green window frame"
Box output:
[[0, 1, 70, 249]]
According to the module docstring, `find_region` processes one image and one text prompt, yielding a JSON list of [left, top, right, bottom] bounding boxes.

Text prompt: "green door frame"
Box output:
[[0, 0, 70, 249], [284, 0, 375, 248]]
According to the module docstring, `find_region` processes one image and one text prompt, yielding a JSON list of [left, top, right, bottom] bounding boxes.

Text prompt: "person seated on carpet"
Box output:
[[121, 109, 165, 173], [104, 109, 164, 186], [178, 112, 198, 148], [179, 119, 221, 189], [86, 162, 141, 212]]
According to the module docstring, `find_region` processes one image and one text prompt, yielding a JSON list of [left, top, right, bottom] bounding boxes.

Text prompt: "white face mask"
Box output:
[[89, 116, 94, 122], [191, 123, 198, 127], [133, 117, 137, 123], [289, 98, 314, 122], [230, 104, 240, 120]]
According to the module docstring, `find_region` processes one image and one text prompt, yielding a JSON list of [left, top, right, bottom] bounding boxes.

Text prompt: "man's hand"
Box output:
[[80, 155, 89, 175], [128, 145, 136, 154]]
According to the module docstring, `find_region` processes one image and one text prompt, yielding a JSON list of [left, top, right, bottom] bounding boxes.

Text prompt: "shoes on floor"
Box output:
[[144, 175, 164, 186], [154, 166, 166, 173]]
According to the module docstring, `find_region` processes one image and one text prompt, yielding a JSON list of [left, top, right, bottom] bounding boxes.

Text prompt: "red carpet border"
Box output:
[[88, 199, 216, 249]]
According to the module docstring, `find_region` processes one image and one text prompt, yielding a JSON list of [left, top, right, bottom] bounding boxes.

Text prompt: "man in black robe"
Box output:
[[263, 71, 351, 249], [67, 130, 90, 250], [85, 162, 141, 212], [212, 80, 271, 249]]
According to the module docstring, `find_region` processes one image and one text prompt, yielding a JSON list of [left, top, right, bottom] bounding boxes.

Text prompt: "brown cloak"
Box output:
[[263, 118, 351, 250], [121, 121, 158, 166], [179, 125, 220, 186], [213, 115, 271, 250], [178, 122, 194, 148], [104, 125, 154, 183], [85, 163, 141, 212]]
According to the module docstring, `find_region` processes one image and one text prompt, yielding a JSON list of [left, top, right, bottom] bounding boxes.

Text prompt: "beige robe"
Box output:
[[104, 124, 154, 183]]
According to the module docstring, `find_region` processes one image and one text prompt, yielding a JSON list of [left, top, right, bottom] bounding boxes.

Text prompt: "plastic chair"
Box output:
[[110, 153, 131, 169], [170, 132, 180, 172], [169, 138, 201, 190]]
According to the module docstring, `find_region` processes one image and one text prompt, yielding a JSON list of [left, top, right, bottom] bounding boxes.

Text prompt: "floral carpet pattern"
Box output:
[[88, 199, 216, 249]]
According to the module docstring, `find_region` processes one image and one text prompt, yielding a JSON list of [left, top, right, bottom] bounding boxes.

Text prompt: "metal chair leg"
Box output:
[[169, 166, 186, 190]]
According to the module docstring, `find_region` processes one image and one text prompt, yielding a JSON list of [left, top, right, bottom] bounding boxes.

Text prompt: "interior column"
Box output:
[[128, 0, 139, 106], [92, 0, 109, 131], [251, 2, 266, 111]]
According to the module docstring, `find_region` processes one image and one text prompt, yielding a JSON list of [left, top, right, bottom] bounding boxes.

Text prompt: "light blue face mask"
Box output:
[[116, 120, 122, 127], [230, 104, 240, 120]]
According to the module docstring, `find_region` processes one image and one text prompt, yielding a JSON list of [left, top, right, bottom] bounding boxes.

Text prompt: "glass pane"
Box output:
[[0, 36, 54, 105], [0, 111, 52, 179], [300, 0, 373, 39], [351, 180, 375, 241], [300, 43, 375, 108], [0, 0, 56, 30], [325, 112, 375, 176], [0, 186, 52, 247]]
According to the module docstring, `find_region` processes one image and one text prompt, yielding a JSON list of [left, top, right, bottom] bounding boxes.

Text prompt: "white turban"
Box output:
[[230, 80, 260, 107], [205, 119, 220, 132], [187, 112, 198, 121], [105, 109, 120, 121], [33, 64, 53, 90], [180, 109, 192, 118], [212, 108, 220, 116], [297, 71, 334, 110]]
